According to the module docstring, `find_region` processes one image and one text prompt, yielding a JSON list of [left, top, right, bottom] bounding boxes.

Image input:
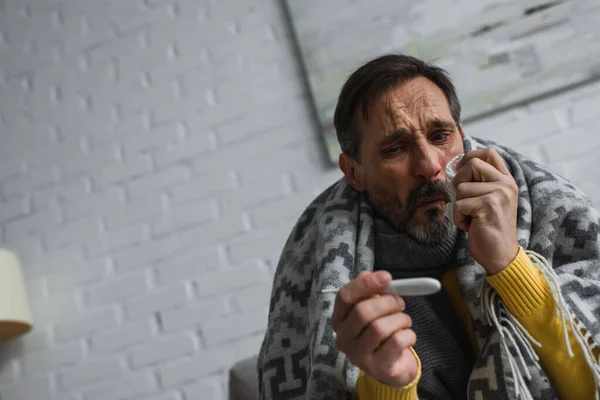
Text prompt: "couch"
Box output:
[[229, 355, 259, 400]]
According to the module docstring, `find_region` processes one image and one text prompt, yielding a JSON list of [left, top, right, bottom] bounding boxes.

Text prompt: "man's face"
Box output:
[[347, 77, 465, 244]]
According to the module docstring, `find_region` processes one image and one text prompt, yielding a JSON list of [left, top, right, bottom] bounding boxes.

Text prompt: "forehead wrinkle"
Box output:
[[384, 90, 436, 134]]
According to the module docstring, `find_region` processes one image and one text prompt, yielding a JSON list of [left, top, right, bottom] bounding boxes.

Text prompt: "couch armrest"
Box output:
[[229, 355, 259, 400]]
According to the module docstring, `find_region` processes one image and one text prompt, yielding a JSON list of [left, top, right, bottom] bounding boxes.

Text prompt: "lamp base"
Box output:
[[0, 321, 32, 341]]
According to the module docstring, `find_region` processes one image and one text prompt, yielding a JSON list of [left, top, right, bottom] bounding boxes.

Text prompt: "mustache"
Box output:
[[406, 180, 451, 213]]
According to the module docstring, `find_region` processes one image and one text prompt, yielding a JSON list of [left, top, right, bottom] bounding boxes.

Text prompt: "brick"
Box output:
[[62, 186, 124, 221], [2, 235, 44, 268], [143, 394, 181, 400], [104, 196, 163, 230], [120, 80, 182, 118], [291, 167, 343, 194], [232, 332, 265, 361], [158, 346, 235, 387], [177, 214, 247, 247], [571, 95, 600, 124], [32, 177, 90, 210], [86, 271, 147, 308], [30, 290, 78, 324], [215, 100, 307, 146], [129, 332, 195, 368], [0, 375, 53, 400], [235, 145, 314, 183], [58, 356, 123, 390], [169, 170, 236, 205], [151, 199, 215, 236], [154, 132, 214, 167], [515, 143, 547, 165], [110, 1, 168, 34], [249, 190, 315, 229], [125, 283, 188, 320], [86, 224, 146, 256], [222, 176, 288, 212], [231, 283, 272, 313], [91, 321, 154, 353], [44, 216, 102, 251], [113, 235, 180, 271], [228, 222, 293, 265], [22, 136, 85, 172], [189, 112, 309, 173], [31, 245, 84, 272], [127, 165, 188, 198], [0, 157, 23, 181], [183, 378, 224, 400], [22, 342, 83, 375], [155, 246, 221, 286], [87, 27, 145, 66], [1, 166, 56, 197], [122, 123, 182, 155], [196, 262, 270, 299], [58, 144, 121, 182], [82, 372, 156, 400], [22, 276, 46, 307], [55, 308, 119, 342], [3, 207, 60, 239], [147, 40, 209, 82], [0, 197, 27, 222], [94, 154, 152, 187], [202, 308, 268, 346], [160, 297, 228, 332], [542, 128, 600, 163], [557, 154, 598, 187], [474, 108, 562, 147], [201, 26, 273, 64], [47, 260, 106, 292], [18, 327, 52, 354]]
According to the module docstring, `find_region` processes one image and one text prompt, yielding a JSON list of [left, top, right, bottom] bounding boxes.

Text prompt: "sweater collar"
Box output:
[[373, 213, 459, 279]]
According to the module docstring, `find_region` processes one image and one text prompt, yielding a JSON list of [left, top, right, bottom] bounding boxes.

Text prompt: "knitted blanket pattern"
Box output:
[[257, 136, 600, 400]]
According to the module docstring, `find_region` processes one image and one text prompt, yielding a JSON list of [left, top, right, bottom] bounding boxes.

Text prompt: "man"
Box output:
[[257, 54, 600, 399]]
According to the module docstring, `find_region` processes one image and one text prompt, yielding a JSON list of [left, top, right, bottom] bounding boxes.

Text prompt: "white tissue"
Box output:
[[444, 154, 464, 224]]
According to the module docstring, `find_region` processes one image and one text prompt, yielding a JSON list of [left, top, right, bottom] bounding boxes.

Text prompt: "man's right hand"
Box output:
[[331, 270, 419, 388]]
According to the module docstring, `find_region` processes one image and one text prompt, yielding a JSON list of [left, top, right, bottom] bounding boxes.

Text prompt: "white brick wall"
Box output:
[[1, 0, 600, 399]]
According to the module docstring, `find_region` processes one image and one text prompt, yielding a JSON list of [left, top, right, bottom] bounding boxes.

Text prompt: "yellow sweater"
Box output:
[[356, 247, 596, 400]]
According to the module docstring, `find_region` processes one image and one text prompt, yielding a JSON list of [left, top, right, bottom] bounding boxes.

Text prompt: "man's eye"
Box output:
[[431, 131, 450, 142], [384, 145, 406, 155]]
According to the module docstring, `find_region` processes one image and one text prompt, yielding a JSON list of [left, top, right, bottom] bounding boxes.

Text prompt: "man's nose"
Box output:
[[413, 144, 442, 181]]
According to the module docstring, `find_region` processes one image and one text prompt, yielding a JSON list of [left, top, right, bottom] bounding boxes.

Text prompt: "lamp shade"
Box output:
[[0, 249, 33, 341]]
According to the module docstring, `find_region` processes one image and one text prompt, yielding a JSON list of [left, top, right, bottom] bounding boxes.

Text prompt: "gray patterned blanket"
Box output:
[[257, 136, 600, 399]]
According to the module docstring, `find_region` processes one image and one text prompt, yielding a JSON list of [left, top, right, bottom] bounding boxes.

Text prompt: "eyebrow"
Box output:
[[428, 119, 456, 131], [381, 128, 411, 146], [381, 119, 455, 145]]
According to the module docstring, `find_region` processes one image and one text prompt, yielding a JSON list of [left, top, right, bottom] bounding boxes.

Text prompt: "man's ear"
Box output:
[[459, 124, 465, 139], [338, 152, 365, 192]]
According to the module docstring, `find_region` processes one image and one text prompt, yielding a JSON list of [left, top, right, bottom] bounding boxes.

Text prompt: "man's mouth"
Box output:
[[415, 194, 446, 207]]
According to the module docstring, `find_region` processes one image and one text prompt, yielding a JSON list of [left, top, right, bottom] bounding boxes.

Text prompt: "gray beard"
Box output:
[[365, 181, 455, 245]]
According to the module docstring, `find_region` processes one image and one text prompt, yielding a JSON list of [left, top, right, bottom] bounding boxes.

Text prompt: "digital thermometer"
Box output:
[[320, 277, 441, 297]]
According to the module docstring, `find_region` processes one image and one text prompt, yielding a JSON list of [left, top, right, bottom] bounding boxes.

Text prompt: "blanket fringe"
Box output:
[[479, 250, 600, 400]]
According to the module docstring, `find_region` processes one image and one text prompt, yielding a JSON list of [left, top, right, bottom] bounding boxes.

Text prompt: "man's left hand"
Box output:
[[453, 148, 519, 275]]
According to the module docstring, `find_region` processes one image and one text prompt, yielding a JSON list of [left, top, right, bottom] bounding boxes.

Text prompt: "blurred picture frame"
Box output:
[[284, 0, 600, 163]]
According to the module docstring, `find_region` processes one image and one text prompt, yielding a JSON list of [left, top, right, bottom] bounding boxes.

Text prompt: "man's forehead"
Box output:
[[374, 80, 451, 130]]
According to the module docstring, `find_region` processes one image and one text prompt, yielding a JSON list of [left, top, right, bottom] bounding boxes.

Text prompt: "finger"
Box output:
[[343, 295, 406, 339], [356, 312, 412, 354], [453, 195, 492, 232], [373, 329, 417, 367], [331, 270, 392, 331], [455, 181, 503, 201], [454, 157, 505, 186], [458, 148, 510, 175]]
